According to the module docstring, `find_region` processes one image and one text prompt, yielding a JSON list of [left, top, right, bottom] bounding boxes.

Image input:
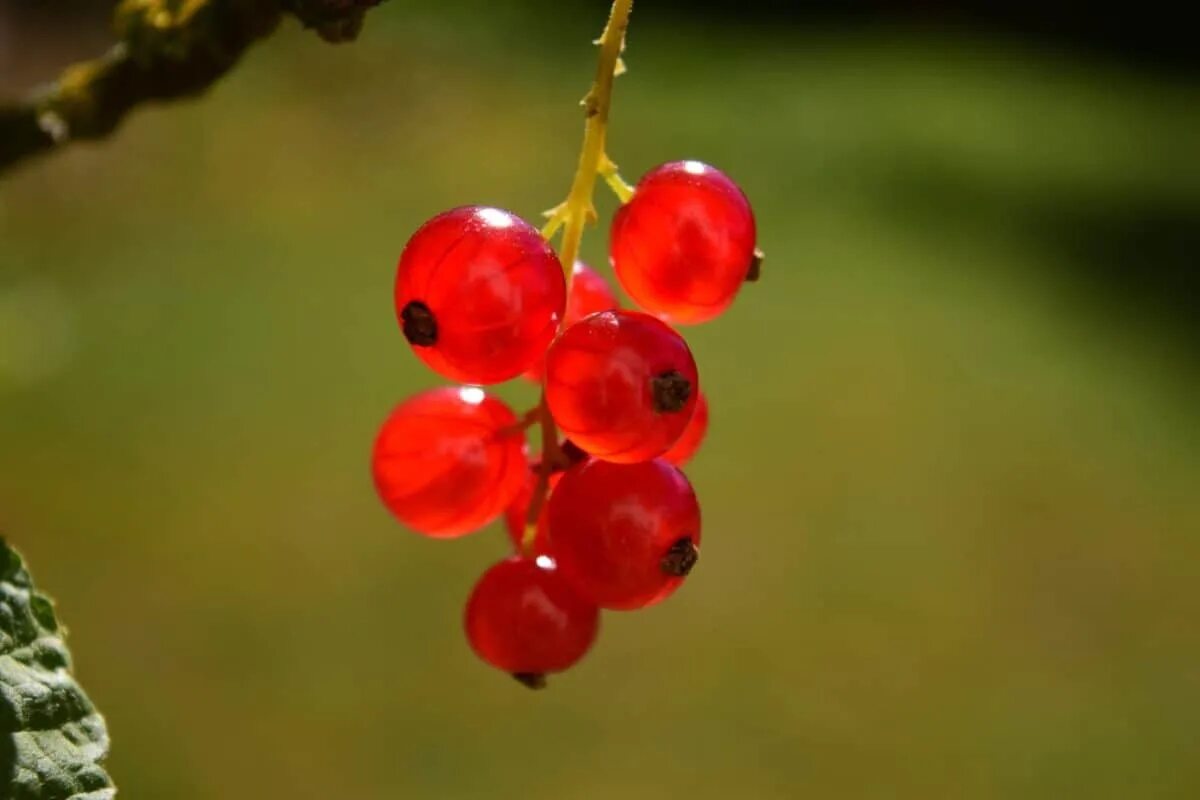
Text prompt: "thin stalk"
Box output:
[[521, 0, 633, 554]]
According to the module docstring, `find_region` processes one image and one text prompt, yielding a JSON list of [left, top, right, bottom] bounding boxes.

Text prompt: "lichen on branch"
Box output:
[[0, 0, 389, 177]]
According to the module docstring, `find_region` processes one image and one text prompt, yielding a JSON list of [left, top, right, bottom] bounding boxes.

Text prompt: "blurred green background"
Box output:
[[3, 2, 1200, 797]]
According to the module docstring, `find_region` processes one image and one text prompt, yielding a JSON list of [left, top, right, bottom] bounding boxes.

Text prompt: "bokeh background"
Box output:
[[3, 1, 1199, 797]]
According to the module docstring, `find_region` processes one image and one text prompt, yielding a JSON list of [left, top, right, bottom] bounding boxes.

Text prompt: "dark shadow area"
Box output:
[[4, 0, 1198, 76], [639, 0, 1198, 73], [1039, 197, 1200, 328], [0, 735, 14, 800], [870, 153, 1200, 349]]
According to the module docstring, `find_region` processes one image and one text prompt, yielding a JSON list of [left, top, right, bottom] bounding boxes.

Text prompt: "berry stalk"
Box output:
[[522, 0, 634, 553], [552, 0, 633, 277]]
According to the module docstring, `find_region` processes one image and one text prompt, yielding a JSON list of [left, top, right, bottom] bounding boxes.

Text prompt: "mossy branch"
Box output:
[[0, 0, 388, 177]]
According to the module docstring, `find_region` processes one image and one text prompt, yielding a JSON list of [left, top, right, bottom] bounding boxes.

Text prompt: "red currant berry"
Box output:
[[464, 556, 600, 687], [395, 206, 566, 383], [372, 386, 526, 538], [611, 161, 757, 324], [502, 467, 561, 554], [662, 390, 708, 466], [547, 458, 701, 610], [522, 261, 618, 382], [544, 310, 699, 463]]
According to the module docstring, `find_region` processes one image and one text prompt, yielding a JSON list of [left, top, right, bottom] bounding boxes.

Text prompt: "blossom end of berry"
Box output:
[[512, 671, 548, 690], [400, 300, 438, 347], [746, 247, 764, 283], [660, 537, 699, 577], [651, 369, 692, 414]]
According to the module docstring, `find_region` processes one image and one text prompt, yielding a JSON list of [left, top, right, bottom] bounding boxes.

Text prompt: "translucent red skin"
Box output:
[[465, 556, 599, 674], [547, 459, 701, 610], [371, 387, 526, 538], [544, 310, 699, 463], [662, 391, 708, 466], [395, 206, 566, 384], [502, 469, 561, 554], [611, 161, 756, 324], [522, 261, 618, 382]]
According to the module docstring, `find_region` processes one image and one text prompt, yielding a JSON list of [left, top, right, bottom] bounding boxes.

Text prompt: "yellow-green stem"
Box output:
[[555, 0, 632, 277], [599, 154, 635, 202], [521, 0, 633, 554]]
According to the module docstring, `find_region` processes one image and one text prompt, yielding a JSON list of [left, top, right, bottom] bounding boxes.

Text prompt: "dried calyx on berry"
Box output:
[[746, 247, 765, 283], [400, 300, 437, 346], [651, 369, 692, 413], [512, 672, 547, 690], [660, 537, 700, 577]]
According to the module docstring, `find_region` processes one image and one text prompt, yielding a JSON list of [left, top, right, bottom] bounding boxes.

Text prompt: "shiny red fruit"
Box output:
[[464, 556, 599, 687], [611, 161, 757, 324], [502, 467, 561, 554], [372, 386, 526, 538], [662, 391, 709, 466], [522, 261, 618, 382], [395, 206, 566, 383], [544, 310, 699, 463], [547, 459, 701, 610]]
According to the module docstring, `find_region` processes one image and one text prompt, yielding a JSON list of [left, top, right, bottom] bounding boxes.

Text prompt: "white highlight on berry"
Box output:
[[535, 555, 557, 570], [477, 207, 515, 229], [458, 386, 486, 405], [682, 160, 706, 175]]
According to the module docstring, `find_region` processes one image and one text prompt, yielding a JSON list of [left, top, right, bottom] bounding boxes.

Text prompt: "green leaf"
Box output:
[[1, 539, 115, 800]]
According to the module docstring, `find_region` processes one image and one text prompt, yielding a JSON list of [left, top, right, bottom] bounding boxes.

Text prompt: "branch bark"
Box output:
[[0, 0, 388, 177]]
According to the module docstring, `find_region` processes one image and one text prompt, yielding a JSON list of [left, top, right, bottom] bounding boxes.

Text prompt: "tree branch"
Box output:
[[0, 0, 388, 177]]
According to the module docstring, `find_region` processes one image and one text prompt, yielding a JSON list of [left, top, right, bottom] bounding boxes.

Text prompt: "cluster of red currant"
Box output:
[[372, 159, 758, 688]]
